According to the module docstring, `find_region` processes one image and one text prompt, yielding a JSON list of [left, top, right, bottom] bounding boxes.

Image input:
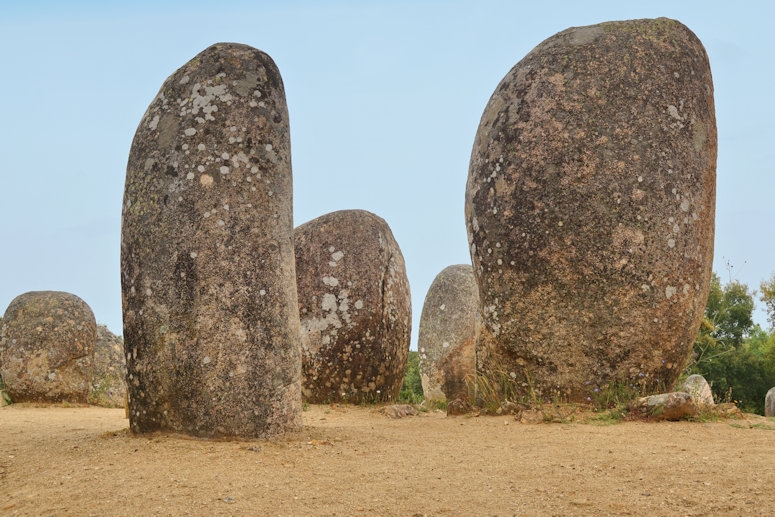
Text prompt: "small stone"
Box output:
[[678, 374, 714, 408], [378, 404, 417, 419], [631, 392, 698, 421], [446, 398, 472, 416], [518, 409, 545, 425]]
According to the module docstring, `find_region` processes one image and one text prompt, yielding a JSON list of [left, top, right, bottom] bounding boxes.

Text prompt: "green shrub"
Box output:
[[399, 351, 423, 404]]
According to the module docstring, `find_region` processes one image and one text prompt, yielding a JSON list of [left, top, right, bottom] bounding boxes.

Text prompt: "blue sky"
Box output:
[[1, 1, 772, 346]]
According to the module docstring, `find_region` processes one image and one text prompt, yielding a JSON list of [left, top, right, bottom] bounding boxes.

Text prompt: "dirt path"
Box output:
[[2, 404, 774, 516]]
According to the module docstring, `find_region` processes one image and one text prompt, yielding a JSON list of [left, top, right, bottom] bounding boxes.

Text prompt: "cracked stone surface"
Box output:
[[121, 43, 301, 438], [0, 291, 96, 403], [465, 18, 716, 402], [418, 264, 479, 401], [295, 210, 411, 403]]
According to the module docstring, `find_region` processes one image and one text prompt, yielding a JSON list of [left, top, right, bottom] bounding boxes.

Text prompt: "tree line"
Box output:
[[683, 271, 775, 414]]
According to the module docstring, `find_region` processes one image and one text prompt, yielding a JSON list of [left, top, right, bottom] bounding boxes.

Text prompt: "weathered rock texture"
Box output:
[[89, 325, 127, 408], [765, 387, 775, 417], [417, 264, 479, 401], [121, 43, 301, 438], [465, 18, 716, 402], [0, 291, 96, 403], [679, 374, 714, 408], [632, 392, 698, 421], [294, 210, 411, 403]]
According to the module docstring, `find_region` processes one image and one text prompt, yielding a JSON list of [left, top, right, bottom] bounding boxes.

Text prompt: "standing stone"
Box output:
[[465, 18, 716, 402], [294, 210, 411, 403], [89, 325, 127, 408], [417, 264, 479, 402], [122, 43, 301, 437], [0, 291, 97, 403], [765, 387, 775, 417]]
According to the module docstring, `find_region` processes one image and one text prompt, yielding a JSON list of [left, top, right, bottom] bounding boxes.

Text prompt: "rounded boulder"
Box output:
[[0, 291, 96, 403], [679, 374, 714, 408], [417, 264, 479, 401], [465, 18, 716, 401], [295, 210, 411, 403]]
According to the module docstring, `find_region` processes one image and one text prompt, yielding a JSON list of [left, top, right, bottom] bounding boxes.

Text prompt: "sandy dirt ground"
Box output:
[[2, 403, 775, 516]]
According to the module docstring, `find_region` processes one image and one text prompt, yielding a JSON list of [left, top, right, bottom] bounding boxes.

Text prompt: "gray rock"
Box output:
[[295, 210, 411, 404], [632, 392, 698, 421], [417, 264, 478, 401], [89, 325, 127, 408], [378, 404, 417, 419], [678, 374, 714, 408], [765, 387, 775, 417], [465, 18, 716, 402], [0, 291, 96, 403], [121, 43, 301, 438]]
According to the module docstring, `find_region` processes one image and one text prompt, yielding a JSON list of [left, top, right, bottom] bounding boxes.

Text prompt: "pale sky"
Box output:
[[1, 1, 772, 346]]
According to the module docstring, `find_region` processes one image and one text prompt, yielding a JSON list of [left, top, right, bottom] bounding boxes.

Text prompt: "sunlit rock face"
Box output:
[[122, 43, 301, 438], [418, 264, 478, 402], [465, 19, 716, 402], [294, 210, 411, 404], [0, 291, 96, 403]]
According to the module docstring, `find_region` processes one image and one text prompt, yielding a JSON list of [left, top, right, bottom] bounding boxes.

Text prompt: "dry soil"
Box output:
[[2, 404, 774, 516]]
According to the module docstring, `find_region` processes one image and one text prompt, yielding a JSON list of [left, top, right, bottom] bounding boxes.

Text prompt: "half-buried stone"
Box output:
[[122, 43, 301, 438], [465, 18, 717, 402], [417, 264, 479, 402], [295, 210, 411, 403], [0, 291, 96, 403]]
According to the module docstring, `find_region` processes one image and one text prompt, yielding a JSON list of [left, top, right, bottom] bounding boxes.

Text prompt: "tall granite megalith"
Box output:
[[121, 43, 301, 437], [294, 210, 411, 403], [418, 265, 479, 401], [0, 291, 97, 403], [465, 19, 716, 402]]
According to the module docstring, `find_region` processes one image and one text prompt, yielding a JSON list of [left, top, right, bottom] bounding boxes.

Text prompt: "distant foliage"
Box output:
[[399, 351, 423, 404], [686, 273, 775, 414]]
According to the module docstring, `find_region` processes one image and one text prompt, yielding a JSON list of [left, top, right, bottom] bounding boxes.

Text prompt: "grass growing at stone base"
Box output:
[[462, 369, 678, 424], [399, 351, 423, 404]]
